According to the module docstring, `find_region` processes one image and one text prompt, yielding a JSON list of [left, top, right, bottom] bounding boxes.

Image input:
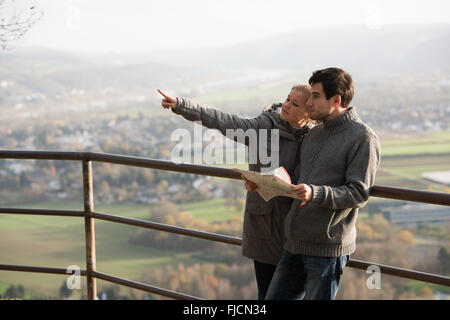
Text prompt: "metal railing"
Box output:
[[0, 150, 449, 300]]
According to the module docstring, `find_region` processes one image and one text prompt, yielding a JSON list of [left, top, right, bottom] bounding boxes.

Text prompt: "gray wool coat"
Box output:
[[172, 98, 311, 265]]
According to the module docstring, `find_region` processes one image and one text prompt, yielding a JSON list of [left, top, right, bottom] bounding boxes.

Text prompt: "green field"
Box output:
[[192, 76, 305, 113], [0, 281, 10, 295], [381, 142, 450, 157], [374, 151, 450, 192], [180, 199, 243, 222], [380, 131, 450, 156], [0, 199, 245, 298], [372, 131, 450, 191]]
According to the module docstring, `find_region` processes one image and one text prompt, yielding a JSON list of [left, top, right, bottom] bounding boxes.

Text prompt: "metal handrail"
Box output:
[[0, 150, 449, 300], [1, 150, 449, 205]]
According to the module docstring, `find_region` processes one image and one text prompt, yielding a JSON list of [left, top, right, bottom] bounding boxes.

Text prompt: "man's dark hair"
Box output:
[[308, 67, 354, 108]]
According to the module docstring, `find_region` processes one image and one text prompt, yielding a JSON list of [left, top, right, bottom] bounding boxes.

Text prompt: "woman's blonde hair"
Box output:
[[292, 84, 311, 99], [290, 84, 316, 127]]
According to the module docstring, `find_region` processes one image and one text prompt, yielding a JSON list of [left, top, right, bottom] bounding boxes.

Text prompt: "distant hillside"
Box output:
[[1, 24, 449, 118], [147, 24, 450, 72], [0, 47, 188, 96]]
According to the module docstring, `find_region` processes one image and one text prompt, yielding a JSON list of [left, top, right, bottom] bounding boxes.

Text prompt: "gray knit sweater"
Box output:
[[283, 107, 380, 257]]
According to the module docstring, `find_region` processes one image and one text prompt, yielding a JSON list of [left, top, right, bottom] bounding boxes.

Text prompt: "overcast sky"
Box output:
[[7, 0, 450, 53]]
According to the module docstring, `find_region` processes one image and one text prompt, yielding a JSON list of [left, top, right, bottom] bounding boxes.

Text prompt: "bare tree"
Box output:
[[0, 0, 43, 50]]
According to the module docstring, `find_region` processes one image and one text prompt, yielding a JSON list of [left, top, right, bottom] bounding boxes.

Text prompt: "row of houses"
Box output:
[[379, 202, 450, 228]]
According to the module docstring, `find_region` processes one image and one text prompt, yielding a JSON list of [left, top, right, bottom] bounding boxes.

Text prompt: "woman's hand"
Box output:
[[242, 174, 258, 192], [157, 89, 177, 110]]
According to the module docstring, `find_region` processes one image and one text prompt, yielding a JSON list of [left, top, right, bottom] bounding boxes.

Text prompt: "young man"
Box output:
[[265, 67, 380, 300]]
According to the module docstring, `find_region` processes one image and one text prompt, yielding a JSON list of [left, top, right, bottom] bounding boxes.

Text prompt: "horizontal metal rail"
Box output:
[[91, 211, 242, 246], [0, 208, 84, 217], [0, 150, 449, 300], [346, 260, 450, 287], [0, 264, 87, 276], [371, 185, 450, 206], [0, 150, 85, 161], [0, 264, 202, 300], [92, 271, 203, 300], [1, 150, 449, 205]]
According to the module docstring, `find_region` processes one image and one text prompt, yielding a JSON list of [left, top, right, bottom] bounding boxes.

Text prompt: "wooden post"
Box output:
[[82, 160, 97, 300]]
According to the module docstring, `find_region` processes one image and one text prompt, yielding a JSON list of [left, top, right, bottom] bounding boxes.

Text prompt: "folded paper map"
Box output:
[[232, 166, 301, 202]]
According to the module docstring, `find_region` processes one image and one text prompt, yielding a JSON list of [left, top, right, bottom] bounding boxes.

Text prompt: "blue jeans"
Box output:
[[253, 260, 278, 300], [265, 251, 349, 300]]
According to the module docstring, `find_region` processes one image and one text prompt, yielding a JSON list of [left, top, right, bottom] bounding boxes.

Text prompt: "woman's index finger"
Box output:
[[157, 89, 170, 99]]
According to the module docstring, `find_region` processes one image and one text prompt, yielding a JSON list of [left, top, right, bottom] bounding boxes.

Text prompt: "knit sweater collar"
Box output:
[[292, 122, 313, 140], [322, 107, 361, 132]]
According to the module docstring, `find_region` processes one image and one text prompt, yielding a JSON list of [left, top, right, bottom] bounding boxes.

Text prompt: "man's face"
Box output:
[[306, 82, 338, 121], [280, 89, 308, 125]]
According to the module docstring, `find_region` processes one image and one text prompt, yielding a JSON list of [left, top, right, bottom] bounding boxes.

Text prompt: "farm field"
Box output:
[[380, 132, 450, 156], [375, 154, 450, 192], [0, 199, 244, 298], [192, 78, 298, 113], [373, 130, 450, 191]]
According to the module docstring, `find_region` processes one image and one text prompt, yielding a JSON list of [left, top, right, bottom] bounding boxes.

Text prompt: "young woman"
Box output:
[[158, 85, 313, 299]]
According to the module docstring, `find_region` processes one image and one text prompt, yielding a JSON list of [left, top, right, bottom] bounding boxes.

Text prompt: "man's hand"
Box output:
[[157, 89, 177, 110], [242, 174, 258, 192], [291, 183, 312, 207]]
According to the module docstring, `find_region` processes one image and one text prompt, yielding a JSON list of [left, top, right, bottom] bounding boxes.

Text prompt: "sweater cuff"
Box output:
[[309, 185, 325, 204], [171, 97, 184, 114]]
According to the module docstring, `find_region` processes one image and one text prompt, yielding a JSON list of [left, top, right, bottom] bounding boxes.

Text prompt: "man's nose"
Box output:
[[306, 98, 312, 107]]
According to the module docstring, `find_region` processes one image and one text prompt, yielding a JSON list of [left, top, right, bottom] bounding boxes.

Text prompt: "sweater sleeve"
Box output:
[[172, 97, 274, 146], [309, 132, 380, 210]]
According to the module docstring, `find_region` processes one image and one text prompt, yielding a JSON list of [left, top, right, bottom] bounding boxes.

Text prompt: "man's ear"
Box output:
[[332, 95, 341, 107]]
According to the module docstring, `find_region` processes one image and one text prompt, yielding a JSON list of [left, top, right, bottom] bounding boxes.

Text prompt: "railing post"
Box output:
[[82, 159, 97, 300]]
